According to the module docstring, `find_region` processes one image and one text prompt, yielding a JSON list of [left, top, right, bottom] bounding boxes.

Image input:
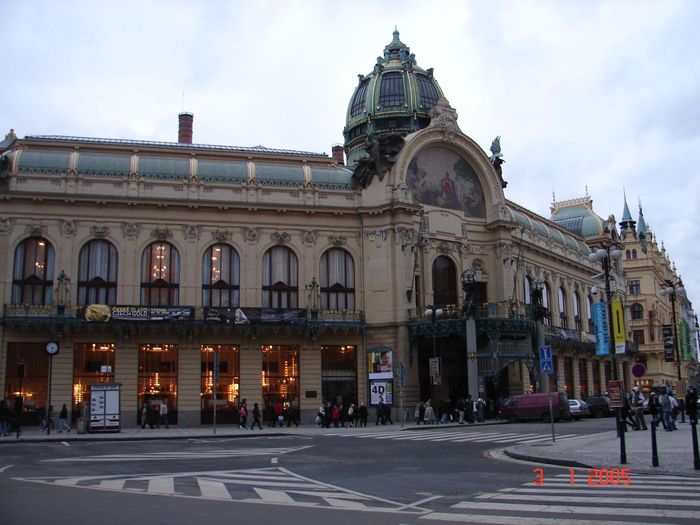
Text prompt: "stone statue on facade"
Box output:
[[352, 133, 405, 189], [489, 135, 507, 188]]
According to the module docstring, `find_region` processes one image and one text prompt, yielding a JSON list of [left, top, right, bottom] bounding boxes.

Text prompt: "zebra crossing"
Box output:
[[420, 472, 700, 524], [14, 466, 430, 514], [323, 427, 582, 445]]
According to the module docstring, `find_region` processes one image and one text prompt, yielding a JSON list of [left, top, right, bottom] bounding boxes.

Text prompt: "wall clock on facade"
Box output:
[[45, 341, 60, 355]]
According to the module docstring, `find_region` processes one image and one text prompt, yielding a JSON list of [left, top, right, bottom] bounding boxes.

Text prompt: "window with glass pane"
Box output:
[[201, 345, 240, 424], [320, 248, 355, 310], [379, 72, 405, 107], [543, 282, 552, 325], [592, 360, 601, 395], [138, 344, 178, 425], [141, 242, 179, 306], [321, 345, 357, 406], [628, 280, 641, 295], [12, 237, 55, 305], [4, 343, 49, 425], [573, 292, 581, 330], [261, 345, 299, 405], [564, 357, 573, 398], [586, 295, 594, 332], [633, 330, 645, 345], [73, 343, 115, 409], [631, 303, 644, 320], [558, 287, 568, 328], [432, 256, 457, 306], [202, 244, 240, 307], [416, 74, 439, 108], [262, 246, 298, 308], [523, 277, 532, 304], [77, 240, 118, 305], [350, 80, 369, 117]]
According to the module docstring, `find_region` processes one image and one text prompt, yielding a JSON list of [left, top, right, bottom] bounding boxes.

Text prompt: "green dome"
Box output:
[[343, 29, 445, 165], [550, 197, 605, 238]]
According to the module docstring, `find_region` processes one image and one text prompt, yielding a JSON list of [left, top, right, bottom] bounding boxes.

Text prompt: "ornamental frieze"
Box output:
[[302, 230, 318, 245], [328, 234, 346, 247], [61, 220, 77, 236], [0, 218, 12, 234], [271, 232, 291, 245], [213, 229, 232, 242], [25, 224, 45, 236], [122, 222, 140, 240], [183, 224, 200, 241], [90, 225, 110, 238], [245, 228, 259, 242]]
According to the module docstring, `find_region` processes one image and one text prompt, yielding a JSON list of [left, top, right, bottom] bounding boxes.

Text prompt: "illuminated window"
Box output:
[[73, 343, 115, 407], [261, 345, 299, 405], [4, 343, 49, 422], [200, 345, 240, 424], [12, 237, 55, 305], [321, 345, 357, 406], [202, 244, 240, 307], [138, 344, 178, 425], [140, 242, 180, 306]]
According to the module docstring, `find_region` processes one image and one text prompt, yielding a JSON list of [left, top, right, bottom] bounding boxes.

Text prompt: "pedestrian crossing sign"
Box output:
[[540, 359, 554, 375]]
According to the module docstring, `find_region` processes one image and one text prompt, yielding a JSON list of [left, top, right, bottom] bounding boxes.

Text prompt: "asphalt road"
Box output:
[[1, 418, 695, 525]]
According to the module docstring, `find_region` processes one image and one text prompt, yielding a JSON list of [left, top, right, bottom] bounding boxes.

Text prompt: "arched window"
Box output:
[[141, 241, 180, 306], [586, 295, 594, 333], [524, 276, 532, 305], [432, 256, 457, 306], [631, 249, 637, 259], [558, 287, 568, 328], [631, 303, 644, 320], [319, 248, 355, 310], [78, 239, 118, 305], [12, 237, 55, 305], [202, 244, 240, 307], [262, 246, 298, 308], [573, 292, 582, 330], [626, 250, 631, 259], [542, 282, 552, 325]]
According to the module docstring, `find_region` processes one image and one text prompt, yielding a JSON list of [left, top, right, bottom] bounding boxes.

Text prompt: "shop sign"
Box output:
[[369, 380, 393, 406], [204, 307, 307, 325], [607, 379, 623, 408], [662, 324, 675, 362]]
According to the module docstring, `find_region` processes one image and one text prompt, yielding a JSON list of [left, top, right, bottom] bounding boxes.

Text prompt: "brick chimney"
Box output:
[[178, 112, 194, 144], [332, 145, 345, 166]]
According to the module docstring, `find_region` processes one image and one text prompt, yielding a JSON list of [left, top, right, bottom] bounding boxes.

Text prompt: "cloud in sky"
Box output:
[[3, 0, 699, 307]]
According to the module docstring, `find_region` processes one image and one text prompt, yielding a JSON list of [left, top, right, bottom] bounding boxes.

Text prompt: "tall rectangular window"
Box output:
[[138, 344, 178, 426], [4, 343, 49, 425], [321, 345, 357, 406], [73, 343, 115, 411], [261, 345, 299, 406], [201, 345, 240, 424], [628, 280, 641, 295]]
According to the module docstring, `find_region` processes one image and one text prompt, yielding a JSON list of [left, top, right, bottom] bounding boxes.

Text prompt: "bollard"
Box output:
[[618, 409, 627, 464], [691, 420, 699, 470], [651, 414, 659, 467]]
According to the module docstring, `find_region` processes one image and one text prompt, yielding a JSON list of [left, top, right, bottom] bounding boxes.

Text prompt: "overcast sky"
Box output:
[[3, 0, 699, 311]]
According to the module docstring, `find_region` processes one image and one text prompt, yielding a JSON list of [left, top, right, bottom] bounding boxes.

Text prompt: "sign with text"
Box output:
[[662, 324, 675, 362], [369, 380, 393, 406], [593, 303, 609, 356], [611, 298, 626, 354], [429, 357, 442, 385], [539, 345, 554, 375], [607, 380, 623, 408], [83, 305, 194, 322]]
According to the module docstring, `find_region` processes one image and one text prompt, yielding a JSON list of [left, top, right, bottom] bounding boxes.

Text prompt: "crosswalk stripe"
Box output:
[[148, 477, 175, 495], [507, 487, 700, 497], [450, 501, 696, 519], [475, 492, 700, 507], [253, 487, 298, 504], [420, 511, 667, 525], [196, 477, 232, 500], [324, 430, 579, 444]]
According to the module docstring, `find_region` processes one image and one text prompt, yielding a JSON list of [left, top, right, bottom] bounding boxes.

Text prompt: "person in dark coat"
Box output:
[[251, 402, 263, 429], [621, 395, 638, 431], [686, 387, 698, 424]]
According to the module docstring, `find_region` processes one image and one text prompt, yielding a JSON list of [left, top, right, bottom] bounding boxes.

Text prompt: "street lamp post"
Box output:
[[588, 239, 626, 464], [461, 269, 478, 400], [530, 277, 547, 394], [661, 278, 684, 381], [424, 305, 443, 390]]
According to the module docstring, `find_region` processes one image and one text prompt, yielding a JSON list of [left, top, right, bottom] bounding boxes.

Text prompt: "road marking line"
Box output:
[[420, 511, 667, 525], [451, 501, 696, 518], [196, 478, 232, 500], [475, 492, 700, 506], [0, 465, 14, 472], [271, 457, 278, 464]]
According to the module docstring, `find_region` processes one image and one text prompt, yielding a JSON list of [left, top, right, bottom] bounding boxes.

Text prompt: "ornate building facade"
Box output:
[[0, 31, 694, 428]]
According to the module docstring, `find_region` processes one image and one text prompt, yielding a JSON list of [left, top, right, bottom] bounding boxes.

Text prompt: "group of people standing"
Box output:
[[414, 395, 488, 425], [621, 386, 699, 432], [140, 399, 169, 429], [316, 400, 368, 428]]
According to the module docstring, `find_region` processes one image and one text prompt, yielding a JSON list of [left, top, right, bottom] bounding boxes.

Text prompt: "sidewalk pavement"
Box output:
[[505, 420, 700, 477], [3, 418, 699, 477]]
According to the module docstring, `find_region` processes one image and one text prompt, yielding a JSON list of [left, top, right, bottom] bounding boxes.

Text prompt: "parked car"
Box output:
[[568, 399, 590, 420], [584, 396, 612, 418], [499, 393, 571, 423]]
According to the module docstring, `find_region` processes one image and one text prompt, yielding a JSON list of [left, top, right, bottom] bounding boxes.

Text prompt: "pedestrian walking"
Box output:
[[414, 401, 425, 425], [58, 403, 71, 433], [621, 395, 638, 431], [358, 402, 368, 427], [239, 399, 248, 429], [375, 399, 386, 425], [286, 400, 299, 427], [476, 396, 485, 423], [251, 402, 263, 429], [159, 399, 169, 428], [660, 391, 677, 431], [0, 399, 9, 437], [631, 387, 647, 430], [273, 400, 284, 427], [423, 399, 436, 424], [140, 402, 148, 429]]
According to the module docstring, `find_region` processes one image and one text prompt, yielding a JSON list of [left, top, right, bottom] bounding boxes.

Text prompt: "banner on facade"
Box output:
[[592, 302, 608, 356], [679, 321, 690, 361], [83, 305, 194, 322], [204, 307, 307, 325], [367, 346, 393, 380], [611, 298, 626, 354], [662, 324, 675, 362]]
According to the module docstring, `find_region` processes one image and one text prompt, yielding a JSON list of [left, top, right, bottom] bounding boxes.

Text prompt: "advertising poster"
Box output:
[[369, 380, 393, 406], [593, 303, 609, 356], [611, 298, 626, 354], [662, 324, 675, 362], [367, 346, 393, 380]]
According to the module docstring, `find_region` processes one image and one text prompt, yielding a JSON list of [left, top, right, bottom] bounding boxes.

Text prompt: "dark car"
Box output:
[[584, 396, 612, 418]]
